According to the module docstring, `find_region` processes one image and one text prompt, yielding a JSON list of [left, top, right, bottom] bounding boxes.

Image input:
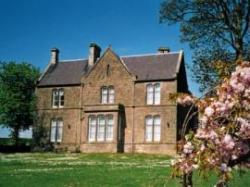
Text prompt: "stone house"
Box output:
[[36, 43, 191, 155]]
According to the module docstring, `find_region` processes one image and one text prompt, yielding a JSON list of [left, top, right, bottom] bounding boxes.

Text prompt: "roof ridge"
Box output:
[[121, 51, 181, 58], [59, 58, 88, 62]]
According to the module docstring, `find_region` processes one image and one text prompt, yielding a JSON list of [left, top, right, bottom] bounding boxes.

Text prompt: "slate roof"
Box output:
[[37, 51, 182, 87]]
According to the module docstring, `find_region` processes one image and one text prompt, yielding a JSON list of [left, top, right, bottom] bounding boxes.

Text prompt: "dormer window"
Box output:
[[146, 83, 161, 105], [101, 86, 114, 104], [52, 88, 64, 108]]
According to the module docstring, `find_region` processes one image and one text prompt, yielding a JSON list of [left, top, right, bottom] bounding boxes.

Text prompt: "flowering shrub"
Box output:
[[172, 61, 250, 186]]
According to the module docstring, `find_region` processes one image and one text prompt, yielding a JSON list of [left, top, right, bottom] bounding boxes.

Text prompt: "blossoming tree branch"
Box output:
[[172, 61, 250, 187]]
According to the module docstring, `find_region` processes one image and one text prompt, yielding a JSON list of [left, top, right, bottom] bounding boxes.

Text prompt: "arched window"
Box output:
[[101, 86, 115, 104], [108, 86, 114, 103], [154, 83, 161, 105], [145, 115, 161, 142], [145, 115, 153, 142], [153, 115, 161, 141], [88, 115, 97, 142], [52, 89, 59, 108], [146, 84, 154, 105], [50, 118, 63, 143], [106, 115, 114, 141], [97, 115, 105, 141], [59, 89, 64, 107], [146, 83, 161, 105], [52, 88, 64, 108], [101, 87, 108, 104], [88, 114, 114, 142]]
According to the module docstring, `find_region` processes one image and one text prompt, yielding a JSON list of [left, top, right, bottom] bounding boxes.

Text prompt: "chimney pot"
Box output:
[[50, 48, 59, 65], [88, 43, 101, 67], [158, 47, 170, 54]]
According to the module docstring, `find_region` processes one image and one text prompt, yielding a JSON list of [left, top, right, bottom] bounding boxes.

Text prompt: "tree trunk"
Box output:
[[183, 173, 193, 187], [235, 38, 244, 61], [11, 127, 19, 147]]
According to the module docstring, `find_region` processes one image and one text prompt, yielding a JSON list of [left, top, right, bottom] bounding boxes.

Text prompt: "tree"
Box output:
[[0, 62, 40, 146], [160, 0, 250, 93], [173, 61, 250, 187]]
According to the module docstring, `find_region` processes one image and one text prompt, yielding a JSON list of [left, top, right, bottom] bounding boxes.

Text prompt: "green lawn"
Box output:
[[0, 153, 249, 187]]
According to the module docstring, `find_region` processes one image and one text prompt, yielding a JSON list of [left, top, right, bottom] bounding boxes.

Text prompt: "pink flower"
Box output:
[[237, 117, 250, 138], [183, 142, 194, 154], [222, 134, 235, 150], [195, 129, 218, 140], [204, 106, 214, 117], [220, 163, 231, 172]]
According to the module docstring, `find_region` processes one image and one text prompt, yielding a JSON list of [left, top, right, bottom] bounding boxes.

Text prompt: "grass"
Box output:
[[0, 153, 250, 187]]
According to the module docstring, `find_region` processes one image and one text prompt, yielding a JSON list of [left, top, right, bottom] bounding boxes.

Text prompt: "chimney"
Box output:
[[88, 43, 101, 67], [158, 47, 170, 54], [50, 48, 59, 65]]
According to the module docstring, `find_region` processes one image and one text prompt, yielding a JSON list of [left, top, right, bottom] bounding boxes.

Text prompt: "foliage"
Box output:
[[160, 0, 250, 93], [0, 62, 40, 145], [172, 61, 250, 186]]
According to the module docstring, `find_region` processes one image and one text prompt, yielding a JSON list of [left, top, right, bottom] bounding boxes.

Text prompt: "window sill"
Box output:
[[52, 106, 64, 109], [87, 141, 115, 144]]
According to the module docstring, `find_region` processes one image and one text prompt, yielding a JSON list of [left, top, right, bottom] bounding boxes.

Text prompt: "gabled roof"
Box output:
[[38, 59, 88, 86], [37, 50, 183, 87]]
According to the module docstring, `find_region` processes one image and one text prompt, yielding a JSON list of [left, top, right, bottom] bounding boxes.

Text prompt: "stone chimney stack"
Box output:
[[50, 48, 59, 65], [158, 47, 170, 54], [88, 43, 101, 67]]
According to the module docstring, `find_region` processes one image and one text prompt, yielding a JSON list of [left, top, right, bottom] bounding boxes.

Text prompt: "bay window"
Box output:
[[88, 114, 114, 142]]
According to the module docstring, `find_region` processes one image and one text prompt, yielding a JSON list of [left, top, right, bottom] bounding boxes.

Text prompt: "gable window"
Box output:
[[101, 86, 114, 104], [146, 83, 161, 105], [88, 114, 114, 142], [50, 118, 63, 143], [52, 88, 64, 108], [145, 115, 161, 142]]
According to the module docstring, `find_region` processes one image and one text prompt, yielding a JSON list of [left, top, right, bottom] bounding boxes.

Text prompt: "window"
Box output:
[[52, 88, 64, 108], [145, 115, 161, 142], [106, 115, 114, 141], [146, 83, 161, 105], [88, 116, 97, 142], [50, 119, 63, 143], [88, 114, 114, 142], [97, 115, 105, 141], [101, 86, 114, 104]]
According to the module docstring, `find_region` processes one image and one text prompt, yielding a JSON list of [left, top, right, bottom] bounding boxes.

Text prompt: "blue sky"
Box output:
[[0, 0, 200, 137]]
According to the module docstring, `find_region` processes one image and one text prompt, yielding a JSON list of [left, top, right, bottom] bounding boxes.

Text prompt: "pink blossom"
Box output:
[[220, 163, 231, 172], [237, 117, 250, 138], [221, 134, 235, 150], [195, 129, 218, 140], [204, 106, 214, 117], [183, 142, 194, 154]]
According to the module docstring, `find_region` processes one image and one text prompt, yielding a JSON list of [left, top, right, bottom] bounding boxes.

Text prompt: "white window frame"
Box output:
[[101, 86, 115, 104], [88, 114, 114, 142], [145, 115, 161, 142], [52, 88, 64, 108], [146, 83, 161, 105], [88, 115, 97, 142], [50, 118, 63, 143]]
